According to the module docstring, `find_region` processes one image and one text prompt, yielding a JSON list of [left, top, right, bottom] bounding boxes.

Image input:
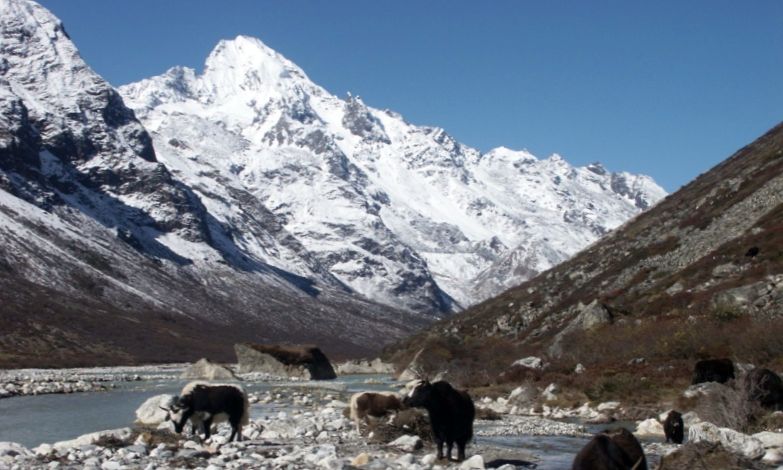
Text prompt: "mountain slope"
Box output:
[[0, 0, 425, 366], [385, 122, 783, 391], [119, 36, 666, 311]]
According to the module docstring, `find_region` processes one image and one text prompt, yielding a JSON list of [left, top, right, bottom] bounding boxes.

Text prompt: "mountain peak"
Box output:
[[201, 35, 309, 97]]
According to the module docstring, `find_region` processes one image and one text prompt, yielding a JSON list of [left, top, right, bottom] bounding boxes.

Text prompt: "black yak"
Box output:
[[663, 410, 684, 444], [403, 380, 475, 462], [692, 358, 735, 385], [572, 427, 648, 470], [162, 381, 249, 442]]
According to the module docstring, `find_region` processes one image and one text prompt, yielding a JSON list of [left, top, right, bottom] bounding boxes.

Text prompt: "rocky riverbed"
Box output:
[[0, 365, 185, 399], [3, 365, 781, 469]]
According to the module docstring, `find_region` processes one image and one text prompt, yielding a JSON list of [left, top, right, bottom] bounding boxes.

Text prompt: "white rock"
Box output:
[[597, 401, 620, 411], [635, 418, 665, 436], [388, 435, 423, 452], [53, 428, 132, 451], [460, 455, 484, 469], [135, 394, 175, 425], [542, 383, 559, 402], [420, 453, 437, 466], [688, 422, 765, 459], [512, 357, 544, 370], [762, 448, 783, 465], [0, 442, 32, 458], [396, 453, 415, 466], [33, 443, 53, 456], [753, 431, 783, 449], [574, 363, 586, 374]]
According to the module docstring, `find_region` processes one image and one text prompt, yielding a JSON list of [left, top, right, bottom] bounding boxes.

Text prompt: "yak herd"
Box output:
[[156, 357, 782, 469]]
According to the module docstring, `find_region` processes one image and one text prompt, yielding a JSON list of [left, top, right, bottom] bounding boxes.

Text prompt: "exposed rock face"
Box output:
[[180, 359, 238, 381], [234, 344, 337, 380]]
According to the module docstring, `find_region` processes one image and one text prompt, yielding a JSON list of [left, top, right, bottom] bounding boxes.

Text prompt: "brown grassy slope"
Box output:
[[384, 122, 783, 397]]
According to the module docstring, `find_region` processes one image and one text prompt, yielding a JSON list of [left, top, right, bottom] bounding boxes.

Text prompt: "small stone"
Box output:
[[388, 435, 423, 452], [396, 453, 415, 466], [421, 453, 437, 466], [460, 455, 485, 469], [352, 453, 371, 466]]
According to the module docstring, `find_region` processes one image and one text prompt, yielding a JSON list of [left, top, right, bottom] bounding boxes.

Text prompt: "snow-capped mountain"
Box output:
[[0, 0, 425, 365], [119, 35, 666, 309]]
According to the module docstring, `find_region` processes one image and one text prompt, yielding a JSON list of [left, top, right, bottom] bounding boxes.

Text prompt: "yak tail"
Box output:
[[241, 390, 250, 426], [349, 392, 361, 422]]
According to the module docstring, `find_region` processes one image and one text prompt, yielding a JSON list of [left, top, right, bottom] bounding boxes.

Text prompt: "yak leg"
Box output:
[[457, 440, 466, 462], [202, 416, 214, 440], [436, 438, 444, 460], [229, 414, 243, 442], [446, 441, 454, 461]]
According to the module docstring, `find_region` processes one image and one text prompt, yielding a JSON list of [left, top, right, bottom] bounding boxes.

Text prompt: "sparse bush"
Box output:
[[710, 301, 744, 322]]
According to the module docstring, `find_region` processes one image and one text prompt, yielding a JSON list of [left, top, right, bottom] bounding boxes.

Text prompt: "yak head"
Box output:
[[403, 379, 432, 408], [160, 395, 190, 433]]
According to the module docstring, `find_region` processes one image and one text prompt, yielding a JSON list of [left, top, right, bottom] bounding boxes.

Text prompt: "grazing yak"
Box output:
[[572, 427, 648, 470], [403, 380, 475, 462], [349, 391, 404, 432], [745, 368, 783, 410], [692, 358, 735, 385], [162, 381, 249, 442], [663, 410, 684, 444]]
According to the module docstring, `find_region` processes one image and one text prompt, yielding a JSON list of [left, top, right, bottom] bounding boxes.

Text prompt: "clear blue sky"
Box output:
[[38, 0, 783, 192]]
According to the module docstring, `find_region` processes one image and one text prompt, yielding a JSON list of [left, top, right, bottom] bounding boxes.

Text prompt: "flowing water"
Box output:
[[0, 371, 617, 468], [0, 374, 393, 448]]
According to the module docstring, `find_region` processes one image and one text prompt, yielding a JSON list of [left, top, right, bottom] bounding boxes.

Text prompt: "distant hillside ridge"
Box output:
[[385, 122, 783, 397]]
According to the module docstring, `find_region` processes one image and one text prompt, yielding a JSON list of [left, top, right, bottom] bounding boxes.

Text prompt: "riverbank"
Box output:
[[0, 364, 681, 469]]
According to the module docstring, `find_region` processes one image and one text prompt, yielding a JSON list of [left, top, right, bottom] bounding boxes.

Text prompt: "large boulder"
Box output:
[[688, 422, 765, 460], [234, 343, 336, 380], [681, 381, 746, 429], [180, 358, 239, 380], [635, 418, 665, 436], [135, 394, 176, 425]]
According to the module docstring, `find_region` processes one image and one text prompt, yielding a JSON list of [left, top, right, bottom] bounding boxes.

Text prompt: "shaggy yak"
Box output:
[[572, 427, 648, 470], [691, 358, 735, 385], [161, 382, 249, 442], [663, 410, 684, 444], [403, 380, 475, 462], [349, 391, 404, 432]]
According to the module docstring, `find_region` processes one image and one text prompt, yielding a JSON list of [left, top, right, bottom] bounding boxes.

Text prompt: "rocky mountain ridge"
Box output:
[[386, 122, 783, 390], [0, 0, 426, 366], [119, 35, 666, 311]]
